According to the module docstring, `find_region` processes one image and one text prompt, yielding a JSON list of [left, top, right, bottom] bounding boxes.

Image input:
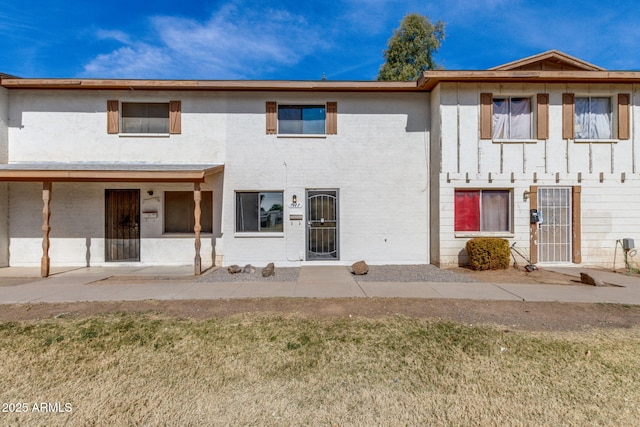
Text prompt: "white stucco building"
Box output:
[[2, 51, 640, 276]]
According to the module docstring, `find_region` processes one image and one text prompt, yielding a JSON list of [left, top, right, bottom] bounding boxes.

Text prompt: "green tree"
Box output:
[[377, 13, 445, 81]]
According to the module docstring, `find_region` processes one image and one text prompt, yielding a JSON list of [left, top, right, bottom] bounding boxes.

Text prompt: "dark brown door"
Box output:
[[105, 189, 140, 262]]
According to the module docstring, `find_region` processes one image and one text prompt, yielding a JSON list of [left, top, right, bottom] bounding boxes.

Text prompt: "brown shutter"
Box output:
[[326, 102, 337, 134], [536, 94, 549, 140], [572, 186, 581, 263], [618, 94, 630, 140], [107, 100, 119, 134], [529, 186, 538, 264], [562, 93, 575, 139], [169, 101, 181, 134], [266, 102, 277, 134], [480, 93, 492, 139]]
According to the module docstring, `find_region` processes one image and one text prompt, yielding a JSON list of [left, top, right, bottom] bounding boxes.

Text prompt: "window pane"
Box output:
[[492, 98, 509, 139], [236, 193, 259, 232], [278, 105, 325, 134], [122, 103, 169, 133], [481, 190, 510, 232], [260, 192, 283, 232], [575, 97, 611, 139], [165, 191, 213, 233], [509, 98, 531, 139], [455, 190, 480, 232]]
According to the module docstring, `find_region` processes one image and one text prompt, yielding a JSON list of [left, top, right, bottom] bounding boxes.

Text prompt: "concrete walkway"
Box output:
[[1, 265, 640, 305]]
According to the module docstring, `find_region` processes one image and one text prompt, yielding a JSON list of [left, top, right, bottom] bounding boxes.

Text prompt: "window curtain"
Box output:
[[492, 98, 530, 139], [481, 190, 509, 232], [455, 190, 480, 232], [575, 97, 611, 139]]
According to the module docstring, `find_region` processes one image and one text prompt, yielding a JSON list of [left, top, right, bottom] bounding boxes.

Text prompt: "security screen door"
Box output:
[[537, 187, 572, 263], [306, 190, 339, 260], [105, 189, 140, 262]]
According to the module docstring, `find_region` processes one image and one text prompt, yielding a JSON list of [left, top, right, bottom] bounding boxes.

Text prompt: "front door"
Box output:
[[537, 187, 572, 263], [105, 189, 140, 262], [306, 189, 339, 260]]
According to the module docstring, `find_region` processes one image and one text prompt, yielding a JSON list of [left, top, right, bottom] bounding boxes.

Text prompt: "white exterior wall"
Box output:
[[436, 82, 640, 267], [7, 90, 225, 163], [0, 87, 8, 266], [220, 92, 430, 266]]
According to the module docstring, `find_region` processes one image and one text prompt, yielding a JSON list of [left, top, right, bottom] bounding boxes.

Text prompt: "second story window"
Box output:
[[278, 105, 326, 135], [574, 97, 611, 139], [492, 97, 532, 139], [107, 100, 181, 135]]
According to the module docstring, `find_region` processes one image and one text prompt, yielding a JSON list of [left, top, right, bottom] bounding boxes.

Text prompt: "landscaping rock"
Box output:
[[351, 260, 369, 275], [227, 265, 242, 274], [580, 272, 606, 287], [242, 264, 256, 274], [262, 263, 275, 277]]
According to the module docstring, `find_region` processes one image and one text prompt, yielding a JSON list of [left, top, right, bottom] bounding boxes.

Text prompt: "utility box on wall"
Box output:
[[623, 238, 635, 250]]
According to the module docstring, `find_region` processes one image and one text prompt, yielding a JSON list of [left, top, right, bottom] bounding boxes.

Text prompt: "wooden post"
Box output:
[[572, 186, 582, 264], [41, 181, 52, 277], [194, 182, 202, 275]]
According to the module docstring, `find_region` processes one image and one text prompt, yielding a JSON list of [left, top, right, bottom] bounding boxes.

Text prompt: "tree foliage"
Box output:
[[377, 13, 445, 81]]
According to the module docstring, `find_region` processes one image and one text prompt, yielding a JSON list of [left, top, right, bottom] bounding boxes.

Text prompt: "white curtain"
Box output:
[[575, 97, 611, 139], [492, 98, 530, 139], [481, 190, 509, 232]]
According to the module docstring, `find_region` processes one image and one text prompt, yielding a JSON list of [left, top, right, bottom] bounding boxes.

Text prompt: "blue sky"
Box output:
[[1, 0, 639, 80]]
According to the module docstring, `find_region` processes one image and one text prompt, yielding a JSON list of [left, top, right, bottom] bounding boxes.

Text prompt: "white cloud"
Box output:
[[80, 3, 326, 79]]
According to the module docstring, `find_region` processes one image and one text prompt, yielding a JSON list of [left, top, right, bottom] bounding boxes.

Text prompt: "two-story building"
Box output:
[[1, 50, 640, 276]]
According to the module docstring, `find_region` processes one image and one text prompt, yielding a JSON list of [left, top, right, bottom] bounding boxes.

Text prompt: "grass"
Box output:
[[1, 313, 639, 426]]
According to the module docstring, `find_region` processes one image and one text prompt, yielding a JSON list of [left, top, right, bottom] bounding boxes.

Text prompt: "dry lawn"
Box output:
[[1, 313, 640, 426]]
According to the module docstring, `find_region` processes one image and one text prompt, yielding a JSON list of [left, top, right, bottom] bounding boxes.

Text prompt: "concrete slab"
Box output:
[[430, 282, 524, 301], [230, 282, 297, 298], [497, 283, 611, 303], [295, 266, 364, 297], [359, 282, 441, 298]]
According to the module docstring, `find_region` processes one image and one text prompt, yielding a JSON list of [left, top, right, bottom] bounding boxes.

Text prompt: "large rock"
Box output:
[[242, 264, 256, 274], [227, 264, 242, 274], [262, 262, 275, 277], [580, 272, 606, 287], [351, 260, 369, 275]]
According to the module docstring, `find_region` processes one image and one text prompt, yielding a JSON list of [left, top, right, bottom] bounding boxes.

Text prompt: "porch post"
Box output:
[[41, 181, 52, 277], [194, 182, 202, 275]]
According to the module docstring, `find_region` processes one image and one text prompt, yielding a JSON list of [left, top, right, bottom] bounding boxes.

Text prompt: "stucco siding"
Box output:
[[220, 92, 430, 266]]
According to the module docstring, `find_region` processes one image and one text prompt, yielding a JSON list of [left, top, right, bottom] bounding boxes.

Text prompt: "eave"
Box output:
[[0, 78, 420, 92], [418, 70, 640, 91]]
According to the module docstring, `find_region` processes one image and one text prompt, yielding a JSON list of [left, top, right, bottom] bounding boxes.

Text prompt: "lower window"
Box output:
[[455, 189, 511, 232], [164, 191, 213, 233], [236, 192, 283, 232]]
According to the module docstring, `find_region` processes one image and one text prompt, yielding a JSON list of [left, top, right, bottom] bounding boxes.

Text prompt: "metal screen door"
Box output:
[[538, 187, 572, 263], [105, 189, 140, 262], [306, 190, 339, 260]]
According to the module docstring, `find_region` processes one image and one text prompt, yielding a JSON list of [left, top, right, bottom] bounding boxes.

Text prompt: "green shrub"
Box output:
[[466, 238, 510, 271]]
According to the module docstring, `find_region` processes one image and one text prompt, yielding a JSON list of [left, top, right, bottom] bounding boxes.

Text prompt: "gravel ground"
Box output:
[[353, 264, 478, 283], [194, 264, 477, 283]]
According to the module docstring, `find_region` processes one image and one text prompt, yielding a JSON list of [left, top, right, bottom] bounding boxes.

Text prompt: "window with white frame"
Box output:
[[492, 97, 532, 139], [278, 105, 326, 134], [236, 192, 284, 233], [454, 189, 511, 233], [122, 102, 170, 134], [164, 191, 213, 233], [574, 97, 611, 139]]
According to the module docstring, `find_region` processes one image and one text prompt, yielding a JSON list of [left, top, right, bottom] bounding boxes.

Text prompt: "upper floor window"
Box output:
[[574, 97, 611, 140], [107, 100, 181, 135], [122, 102, 170, 134], [492, 97, 532, 139], [266, 102, 337, 135]]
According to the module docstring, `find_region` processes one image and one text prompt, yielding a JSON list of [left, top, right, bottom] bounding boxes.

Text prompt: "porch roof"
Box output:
[[0, 162, 224, 182]]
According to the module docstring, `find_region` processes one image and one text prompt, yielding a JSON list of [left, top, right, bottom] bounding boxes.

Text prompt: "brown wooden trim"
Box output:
[[169, 100, 181, 134], [107, 100, 119, 134], [326, 101, 337, 134], [0, 165, 224, 183], [572, 186, 582, 263], [480, 93, 493, 139], [536, 94, 549, 139], [562, 93, 575, 139], [41, 181, 52, 277], [618, 94, 630, 140], [529, 186, 538, 264], [266, 101, 277, 134], [194, 182, 202, 275]]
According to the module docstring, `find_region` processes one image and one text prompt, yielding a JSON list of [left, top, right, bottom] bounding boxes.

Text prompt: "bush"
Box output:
[[466, 238, 510, 271]]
